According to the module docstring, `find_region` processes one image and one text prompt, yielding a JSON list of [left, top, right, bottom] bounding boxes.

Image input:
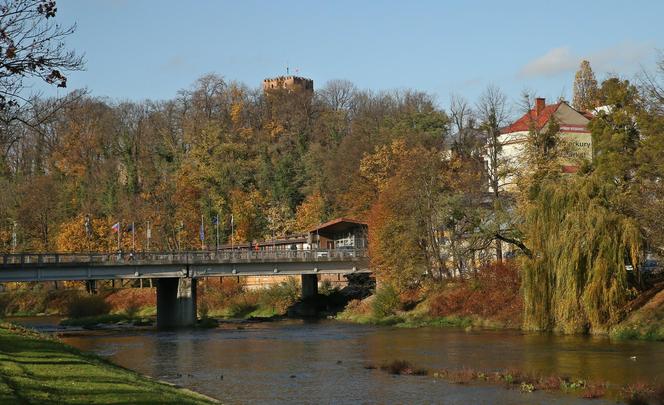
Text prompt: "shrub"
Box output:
[[257, 277, 300, 313], [381, 360, 412, 375], [105, 288, 155, 314], [65, 294, 111, 318], [581, 382, 606, 399], [319, 279, 335, 296], [226, 299, 258, 318], [536, 376, 562, 391], [198, 278, 245, 311], [372, 284, 401, 318], [622, 383, 658, 405], [379, 360, 427, 376], [428, 261, 522, 326], [198, 299, 210, 318], [0, 288, 81, 316]]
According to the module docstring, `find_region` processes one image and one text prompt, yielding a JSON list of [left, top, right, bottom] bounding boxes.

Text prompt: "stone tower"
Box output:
[[263, 75, 314, 94]]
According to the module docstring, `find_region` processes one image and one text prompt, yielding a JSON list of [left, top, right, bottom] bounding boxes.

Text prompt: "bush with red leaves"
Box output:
[[428, 261, 522, 326]]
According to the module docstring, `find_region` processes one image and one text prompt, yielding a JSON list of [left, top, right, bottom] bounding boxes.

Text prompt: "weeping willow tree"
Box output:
[[521, 175, 640, 333], [519, 89, 642, 334]]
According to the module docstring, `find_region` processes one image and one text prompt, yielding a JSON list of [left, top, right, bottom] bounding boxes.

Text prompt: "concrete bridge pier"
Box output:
[[301, 274, 318, 299], [156, 277, 197, 329]]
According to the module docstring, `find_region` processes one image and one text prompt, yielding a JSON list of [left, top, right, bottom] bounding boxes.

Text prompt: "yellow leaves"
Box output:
[[359, 139, 408, 192], [231, 102, 243, 127], [56, 215, 116, 252], [294, 192, 325, 232], [229, 189, 266, 243], [266, 203, 296, 238], [0, 229, 10, 253], [266, 121, 285, 139]]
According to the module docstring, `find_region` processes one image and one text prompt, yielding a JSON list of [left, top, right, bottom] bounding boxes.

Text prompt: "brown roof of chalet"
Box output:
[[309, 218, 367, 233]]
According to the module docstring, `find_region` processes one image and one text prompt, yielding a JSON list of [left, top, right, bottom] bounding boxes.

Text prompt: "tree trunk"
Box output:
[[495, 239, 503, 263]]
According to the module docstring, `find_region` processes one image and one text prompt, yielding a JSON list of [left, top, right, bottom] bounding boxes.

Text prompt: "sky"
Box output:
[[39, 0, 664, 110]]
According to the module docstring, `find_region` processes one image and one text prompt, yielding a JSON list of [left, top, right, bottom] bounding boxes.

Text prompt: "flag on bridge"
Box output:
[[111, 222, 120, 233]]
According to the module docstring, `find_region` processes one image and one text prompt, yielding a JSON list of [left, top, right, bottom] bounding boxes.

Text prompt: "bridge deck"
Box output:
[[0, 249, 370, 282]]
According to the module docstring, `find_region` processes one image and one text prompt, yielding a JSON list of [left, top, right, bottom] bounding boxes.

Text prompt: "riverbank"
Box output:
[[337, 262, 523, 330], [336, 267, 664, 342], [337, 291, 664, 341], [50, 317, 664, 405], [611, 286, 664, 341], [0, 322, 218, 404]]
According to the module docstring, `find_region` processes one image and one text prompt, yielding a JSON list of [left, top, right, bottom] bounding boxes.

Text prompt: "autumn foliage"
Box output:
[[428, 261, 523, 327]]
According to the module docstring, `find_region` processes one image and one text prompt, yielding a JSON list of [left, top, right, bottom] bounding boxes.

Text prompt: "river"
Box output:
[[11, 317, 664, 404]]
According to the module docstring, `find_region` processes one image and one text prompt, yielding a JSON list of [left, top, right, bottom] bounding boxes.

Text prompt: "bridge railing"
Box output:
[[1, 249, 368, 267]]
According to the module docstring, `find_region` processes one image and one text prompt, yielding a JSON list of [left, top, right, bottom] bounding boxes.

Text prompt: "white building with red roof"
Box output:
[[497, 97, 592, 189]]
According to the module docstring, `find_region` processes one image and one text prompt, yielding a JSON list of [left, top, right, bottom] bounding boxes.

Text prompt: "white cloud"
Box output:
[[519, 46, 577, 78], [519, 41, 654, 78]]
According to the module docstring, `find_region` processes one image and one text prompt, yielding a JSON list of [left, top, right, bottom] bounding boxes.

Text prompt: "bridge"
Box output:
[[0, 249, 370, 328]]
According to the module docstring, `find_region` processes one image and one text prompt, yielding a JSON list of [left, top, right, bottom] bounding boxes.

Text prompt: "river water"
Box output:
[[12, 317, 664, 404]]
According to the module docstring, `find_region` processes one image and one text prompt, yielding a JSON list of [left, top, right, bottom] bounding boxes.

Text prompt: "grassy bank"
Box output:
[[0, 322, 217, 404], [611, 287, 664, 341]]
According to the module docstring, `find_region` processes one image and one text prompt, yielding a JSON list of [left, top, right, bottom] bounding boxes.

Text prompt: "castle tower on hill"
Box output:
[[263, 75, 314, 94]]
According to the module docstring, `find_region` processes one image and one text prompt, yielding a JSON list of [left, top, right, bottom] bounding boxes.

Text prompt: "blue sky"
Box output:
[[41, 0, 664, 109]]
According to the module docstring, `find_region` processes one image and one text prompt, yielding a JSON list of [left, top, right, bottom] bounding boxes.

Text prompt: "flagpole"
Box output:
[[178, 221, 183, 253], [146, 220, 150, 252], [231, 214, 234, 253], [200, 214, 204, 251], [132, 221, 135, 252], [117, 220, 121, 252], [215, 215, 219, 251]]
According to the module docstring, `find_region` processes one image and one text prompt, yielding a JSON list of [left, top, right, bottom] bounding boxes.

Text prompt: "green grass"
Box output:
[[610, 323, 664, 341], [610, 288, 664, 342], [0, 323, 218, 404]]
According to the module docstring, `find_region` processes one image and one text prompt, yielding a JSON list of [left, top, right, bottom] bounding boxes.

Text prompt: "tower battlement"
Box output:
[[263, 75, 314, 94]]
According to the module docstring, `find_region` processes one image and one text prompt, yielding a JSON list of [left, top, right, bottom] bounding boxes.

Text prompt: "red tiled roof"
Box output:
[[501, 102, 562, 134]]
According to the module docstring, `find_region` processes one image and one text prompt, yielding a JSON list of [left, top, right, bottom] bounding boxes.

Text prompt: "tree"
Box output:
[[0, 0, 83, 116], [318, 79, 356, 112], [294, 191, 326, 233], [476, 85, 513, 261], [635, 53, 664, 252], [449, 93, 478, 154], [520, 175, 640, 333], [572, 60, 599, 111], [520, 81, 643, 333]]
